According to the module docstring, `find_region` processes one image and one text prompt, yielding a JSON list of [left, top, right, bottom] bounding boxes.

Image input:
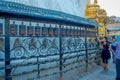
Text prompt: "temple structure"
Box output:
[[85, 0, 108, 37]]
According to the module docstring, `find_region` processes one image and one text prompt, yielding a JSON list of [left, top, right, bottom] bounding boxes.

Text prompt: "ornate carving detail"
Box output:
[[62, 38, 85, 53], [10, 37, 59, 58]]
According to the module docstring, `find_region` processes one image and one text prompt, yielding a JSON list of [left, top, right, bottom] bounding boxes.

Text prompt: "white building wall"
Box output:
[[4, 0, 87, 17]]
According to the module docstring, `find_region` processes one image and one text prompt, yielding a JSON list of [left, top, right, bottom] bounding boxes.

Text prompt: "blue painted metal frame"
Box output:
[[0, 1, 101, 80], [0, 1, 99, 27], [5, 19, 11, 80]]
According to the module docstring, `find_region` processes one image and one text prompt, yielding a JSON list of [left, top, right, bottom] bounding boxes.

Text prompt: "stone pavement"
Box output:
[[80, 59, 116, 80]]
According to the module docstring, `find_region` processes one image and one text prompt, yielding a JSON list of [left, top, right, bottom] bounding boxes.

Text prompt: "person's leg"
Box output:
[[112, 53, 114, 61], [116, 59, 120, 80], [102, 58, 106, 69], [112, 53, 116, 63], [105, 63, 108, 70], [105, 59, 108, 70], [102, 58, 108, 70], [103, 63, 106, 69]]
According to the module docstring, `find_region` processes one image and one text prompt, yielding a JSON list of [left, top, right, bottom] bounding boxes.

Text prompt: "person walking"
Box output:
[[115, 42, 120, 80], [110, 36, 119, 63], [101, 36, 111, 70]]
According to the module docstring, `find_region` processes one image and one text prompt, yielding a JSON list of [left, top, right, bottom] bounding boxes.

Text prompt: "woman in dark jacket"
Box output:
[[101, 37, 111, 70]]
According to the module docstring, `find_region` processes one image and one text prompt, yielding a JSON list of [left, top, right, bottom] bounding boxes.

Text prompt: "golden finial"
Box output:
[[94, 0, 98, 4], [87, 0, 91, 4]]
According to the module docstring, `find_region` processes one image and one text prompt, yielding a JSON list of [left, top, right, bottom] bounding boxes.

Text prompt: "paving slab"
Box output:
[[80, 59, 116, 80]]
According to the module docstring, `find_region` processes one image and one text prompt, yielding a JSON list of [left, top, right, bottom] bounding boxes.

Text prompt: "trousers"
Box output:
[[116, 59, 120, 80]]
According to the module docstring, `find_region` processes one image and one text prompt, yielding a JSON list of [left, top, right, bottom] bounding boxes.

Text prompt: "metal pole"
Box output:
[[59, 24, 62, 80], [85, 27, 88, 72], [5, 18, 12, 80], [37, 56, 40, 78]]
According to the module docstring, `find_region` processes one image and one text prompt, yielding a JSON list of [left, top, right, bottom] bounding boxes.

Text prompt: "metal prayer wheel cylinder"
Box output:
[[27, 23, 33, 36], [90, 31, 92, 37], [89, 31, 91, 37], [61, 28, 66, 36], [70, 29, 74, 36], [42, 27, 48, 36], [35, 26, 41, 36], [78, 30, 80, 37], [66, 29, 70, 36], [27, 25, 33, 36], [9, 21, 18, 36], [88, 31, 90, 37], [80, 30, 83, 37], [54, 27, 59, 36], [19, 22, 26, 36], [10, 24, 18, 36], [48, 25, 54, 36], [74, 29, 78, 37]]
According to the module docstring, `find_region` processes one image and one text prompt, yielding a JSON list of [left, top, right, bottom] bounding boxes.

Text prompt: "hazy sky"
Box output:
[[97, 0, 120, 17]]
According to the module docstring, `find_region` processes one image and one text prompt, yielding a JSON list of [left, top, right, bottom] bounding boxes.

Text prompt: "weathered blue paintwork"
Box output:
[[0, 1, 99, 27]]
